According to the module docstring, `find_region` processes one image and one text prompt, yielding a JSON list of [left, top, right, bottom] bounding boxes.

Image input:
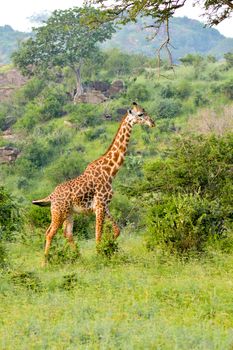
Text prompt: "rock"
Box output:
[[107, 80, 124, 97], [0, 69, 27, 101], [74, 80, 124, 105], [0, 146, 20, 164], [64, 120, 78, 129], [74, 89, 107, 104], [87, 81, 111, 93], [1, 116, 17, 131]]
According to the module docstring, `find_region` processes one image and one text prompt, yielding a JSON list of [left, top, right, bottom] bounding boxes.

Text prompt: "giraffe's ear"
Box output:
[[132, 102, 138, 106]]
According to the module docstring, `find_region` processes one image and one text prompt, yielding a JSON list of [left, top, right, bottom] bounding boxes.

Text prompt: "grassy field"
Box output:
[[1, 232, 233, 350]]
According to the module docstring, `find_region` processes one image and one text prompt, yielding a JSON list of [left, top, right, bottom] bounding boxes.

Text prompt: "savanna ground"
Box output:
[[1, 231, 233, 350]]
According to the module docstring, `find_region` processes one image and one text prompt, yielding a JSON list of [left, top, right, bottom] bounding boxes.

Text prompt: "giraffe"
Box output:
[[32, 102, 155, 260]]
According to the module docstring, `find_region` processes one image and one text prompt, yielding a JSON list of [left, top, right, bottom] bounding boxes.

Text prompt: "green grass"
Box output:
[[1, 233, 233, 349]]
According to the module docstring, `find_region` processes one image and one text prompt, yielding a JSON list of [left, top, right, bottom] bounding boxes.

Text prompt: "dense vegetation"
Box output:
[[1, 8, 233, 347]]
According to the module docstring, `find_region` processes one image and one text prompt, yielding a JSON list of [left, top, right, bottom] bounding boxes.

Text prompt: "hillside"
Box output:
[[1, 17, 233, 64], [0, 25, 29, 64], [102, 17, 233, 61]]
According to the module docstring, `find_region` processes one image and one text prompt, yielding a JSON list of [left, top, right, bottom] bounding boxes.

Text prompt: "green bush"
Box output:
[[65, 103, 103, 127], [160, 84, 176, 99], [221, 79, 233, 99], [153, 99, 182, 119], [127, 83, 150, 102], [0, 243, 8, 268], [0, 187, 21, 240], [85, 127, 106, 141], [145, 194, 229, 254], [46, 151, 86, 185], [27, 205, 51, 228], [40, 85, 68, 120], [15, 77, 45, 103], [129, 134, 233, 254]]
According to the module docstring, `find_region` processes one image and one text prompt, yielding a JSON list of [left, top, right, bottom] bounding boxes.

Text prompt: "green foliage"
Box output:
[[27, 205, 51, 228], [10, 270, 42, 291], [145, 194, 228, 254], [0, 243, 8, 268], [137, 134, 233, 254], [96, 223, 119, 258], [224, 52, 233, 69], [39, 85, 68, 120], [15, 77, 45, 103], [73, 214, 95, 240], [180, 54, 204, 66], [0, 186, 21, 240], [46, 151, 85, 185], [221, 79, 233, 99], [65, 103, 103, 127], [152, 98, 182, 119], [143, 135, 233, 200], [46, 238, 80, 265], [127, 83, 150, 102]]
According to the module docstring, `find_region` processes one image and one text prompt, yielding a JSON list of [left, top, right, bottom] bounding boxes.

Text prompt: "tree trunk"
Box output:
[[73, 65, 84, 103]]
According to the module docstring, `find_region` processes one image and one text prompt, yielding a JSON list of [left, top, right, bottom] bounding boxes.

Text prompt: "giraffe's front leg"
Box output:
[[95, 204, 105, 243]]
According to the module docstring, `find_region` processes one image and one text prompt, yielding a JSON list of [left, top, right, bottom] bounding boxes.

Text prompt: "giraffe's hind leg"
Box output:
[[44, 211, 64, 261], [63, 214, 76, 250]]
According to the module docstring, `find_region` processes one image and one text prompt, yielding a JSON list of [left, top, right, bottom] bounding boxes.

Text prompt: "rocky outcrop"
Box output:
[[75, 80, 124, 104], [74, 89, 108, 104], [0, 68, 27, 101], [107, 80, 124, 97], [0, 146, 20, 164]]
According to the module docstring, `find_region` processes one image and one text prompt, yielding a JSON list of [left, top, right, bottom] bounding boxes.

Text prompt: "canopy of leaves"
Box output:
[[85, 0, 233, 27], [12, 6, 115, 76]]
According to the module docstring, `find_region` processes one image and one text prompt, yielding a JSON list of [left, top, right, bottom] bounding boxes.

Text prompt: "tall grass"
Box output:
[[1, 234, 233, 349]]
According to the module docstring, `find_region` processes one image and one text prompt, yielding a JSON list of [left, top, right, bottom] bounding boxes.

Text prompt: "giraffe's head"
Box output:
[[127, 102, 155, 127]]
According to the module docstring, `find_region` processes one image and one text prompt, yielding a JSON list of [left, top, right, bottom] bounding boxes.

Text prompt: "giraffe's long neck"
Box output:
[[103, 115, 133, 178]]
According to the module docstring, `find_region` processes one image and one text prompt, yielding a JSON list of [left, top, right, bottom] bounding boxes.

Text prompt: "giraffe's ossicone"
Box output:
[[32, 102, 155, 260]]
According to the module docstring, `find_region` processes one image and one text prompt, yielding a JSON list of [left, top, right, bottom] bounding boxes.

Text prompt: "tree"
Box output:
[[85, 1, 233, 27], [12, 7, 115, 100], [224, 52, 233, 69]]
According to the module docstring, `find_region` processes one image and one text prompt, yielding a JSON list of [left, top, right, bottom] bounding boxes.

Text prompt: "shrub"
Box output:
[[0, 187, 21, 240], [85, 127, 106, 141], [46, 151, 86, 184], [221, 79, 233, 99], [175, 80, 191, 99], [65, 103, 103, 127], [96, 222, 119, 258], [153, 99, 182, 119], [40, 85, 68, 120], [194, 91, 209, 107], [0, 243, 8, 268], [145, 194, 228, 254], [160, 84, 176, 99], [15, 77, 45, 103], [127, 83, 150, 102]]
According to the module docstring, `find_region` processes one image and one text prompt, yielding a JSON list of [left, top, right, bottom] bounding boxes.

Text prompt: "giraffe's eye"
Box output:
[[138, 113, 144, 117]]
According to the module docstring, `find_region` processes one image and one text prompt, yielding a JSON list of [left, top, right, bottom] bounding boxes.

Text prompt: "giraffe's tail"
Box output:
[[32, 196, 51, 207]]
